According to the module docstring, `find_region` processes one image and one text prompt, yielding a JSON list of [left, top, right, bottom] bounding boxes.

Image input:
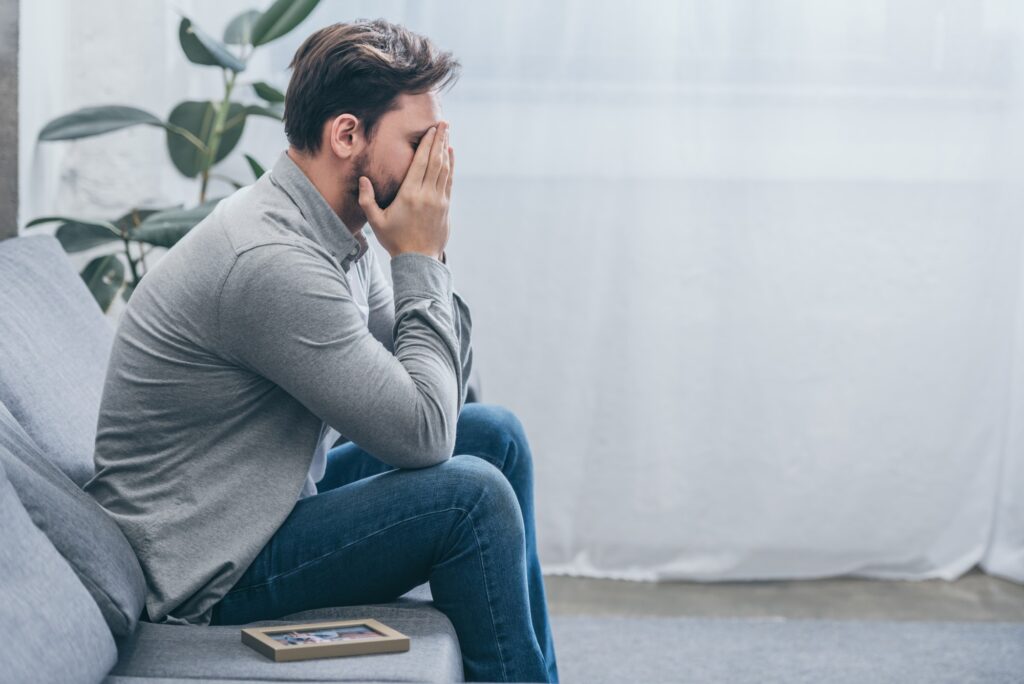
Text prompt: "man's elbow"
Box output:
[[389, 446, 452, 470], [375, 393, 458, 469], [385, 431, 455, 470]]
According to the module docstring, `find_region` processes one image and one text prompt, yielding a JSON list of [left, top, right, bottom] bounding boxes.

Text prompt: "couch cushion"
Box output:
[[103, 678, 424, 683], [0, 458, 118, 683], [0, 399, 145, 636], [0, 234, 114, 486], [109, 602, 463, 682]]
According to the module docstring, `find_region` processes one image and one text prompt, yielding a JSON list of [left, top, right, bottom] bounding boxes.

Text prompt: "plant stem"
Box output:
[[131, 209, 148, 272], [199, 69, 238, 204], [122, 238, 140, 285], [118, 219, 141, 285], [163, 123, 208, 155], [134, 241, 147, 276]]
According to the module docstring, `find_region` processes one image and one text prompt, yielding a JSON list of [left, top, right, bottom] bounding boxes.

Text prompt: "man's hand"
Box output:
[[358, 121, 454, 260]]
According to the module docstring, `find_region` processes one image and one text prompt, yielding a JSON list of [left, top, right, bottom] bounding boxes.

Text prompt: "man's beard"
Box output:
[[352, 151, 401, 211]]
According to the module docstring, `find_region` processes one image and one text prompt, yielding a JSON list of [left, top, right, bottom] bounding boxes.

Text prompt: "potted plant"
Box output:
[[25, 0, 320, 311]]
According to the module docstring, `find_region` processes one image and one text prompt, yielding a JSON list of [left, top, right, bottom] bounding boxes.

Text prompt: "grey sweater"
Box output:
[[84, 150, 472, 626]]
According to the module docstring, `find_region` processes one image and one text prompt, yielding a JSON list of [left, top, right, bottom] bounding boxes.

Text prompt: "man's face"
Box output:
[[350, 90, 445, 213]]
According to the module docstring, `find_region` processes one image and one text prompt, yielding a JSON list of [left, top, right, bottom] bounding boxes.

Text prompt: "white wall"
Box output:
[[20, 0, 1024, 583]]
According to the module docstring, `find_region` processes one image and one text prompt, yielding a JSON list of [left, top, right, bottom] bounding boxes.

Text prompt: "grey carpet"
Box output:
[[550, 615, 1024, 683]]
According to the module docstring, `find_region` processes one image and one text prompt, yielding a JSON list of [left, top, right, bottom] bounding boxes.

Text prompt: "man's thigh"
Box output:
[[212, 457, 486, 624]]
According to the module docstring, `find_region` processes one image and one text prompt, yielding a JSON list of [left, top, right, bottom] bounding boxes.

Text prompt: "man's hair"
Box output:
[[284, 19, 461, 154]]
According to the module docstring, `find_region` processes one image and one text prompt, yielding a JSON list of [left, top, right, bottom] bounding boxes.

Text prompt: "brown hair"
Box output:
[[284, 19, 461, 154]]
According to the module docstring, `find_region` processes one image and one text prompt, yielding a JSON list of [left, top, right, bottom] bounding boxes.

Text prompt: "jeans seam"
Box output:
[[224, 507, 469, 596], [430, 489, 509, 683], [465, 502, 509, 682]]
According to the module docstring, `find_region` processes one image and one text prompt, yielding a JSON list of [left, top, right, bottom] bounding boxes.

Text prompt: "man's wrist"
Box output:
[[388, 249, 447, 262], [391, 252, 454, 302]]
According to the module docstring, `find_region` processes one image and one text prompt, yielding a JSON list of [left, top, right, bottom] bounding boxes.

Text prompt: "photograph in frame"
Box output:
[[241, 618, 410, 662]]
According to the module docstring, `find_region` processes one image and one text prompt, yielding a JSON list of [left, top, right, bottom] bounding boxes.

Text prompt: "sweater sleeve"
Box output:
[[450, 279, 474, 405], [365, 246, 396, 354], [218, 243, 464, 468], [366, 247, 474, 405]]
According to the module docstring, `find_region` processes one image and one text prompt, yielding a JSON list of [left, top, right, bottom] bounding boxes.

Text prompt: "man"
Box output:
[[84, 19, 558, 683]]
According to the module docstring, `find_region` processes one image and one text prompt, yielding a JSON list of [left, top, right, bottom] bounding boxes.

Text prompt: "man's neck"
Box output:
[[286, 146, 365, 236]]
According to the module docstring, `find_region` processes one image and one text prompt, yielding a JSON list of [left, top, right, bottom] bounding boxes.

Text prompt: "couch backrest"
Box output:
[[0, 234, 114, 486], [0, 398, 147, 636], [0, 456, 119, 684]]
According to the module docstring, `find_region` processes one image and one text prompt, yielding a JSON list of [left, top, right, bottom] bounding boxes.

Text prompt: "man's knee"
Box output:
[[457, 403, 532, 468], [434, 455, 525, 536]]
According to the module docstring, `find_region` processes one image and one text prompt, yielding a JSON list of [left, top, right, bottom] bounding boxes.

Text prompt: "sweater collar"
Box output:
[[269, 149, 369, 273]]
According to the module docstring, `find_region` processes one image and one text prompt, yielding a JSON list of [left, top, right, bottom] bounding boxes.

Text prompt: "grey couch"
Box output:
[[0, 234, 465, 683]]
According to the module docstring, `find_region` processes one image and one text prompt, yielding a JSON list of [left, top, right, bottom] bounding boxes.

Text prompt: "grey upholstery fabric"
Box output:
[[0, 399, 145, 636], [103, 678, 431, 683], [110, 603, 463, 682], [103, 675, 415, 679], [101, 584, 455, 683], [0, 459, 118, 684], [392, 582, 433, 604], [0, 234, 114, 486]]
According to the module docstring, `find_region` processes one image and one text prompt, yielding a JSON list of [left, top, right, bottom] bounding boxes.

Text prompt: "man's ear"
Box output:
[[326, 113, 363, 160]]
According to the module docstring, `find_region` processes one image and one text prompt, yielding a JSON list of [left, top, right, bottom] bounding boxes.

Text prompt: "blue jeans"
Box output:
[[210, 403, 560, 683]]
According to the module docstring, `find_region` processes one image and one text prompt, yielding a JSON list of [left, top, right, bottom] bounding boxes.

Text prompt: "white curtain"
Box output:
[[20, 0, 1024, 584]]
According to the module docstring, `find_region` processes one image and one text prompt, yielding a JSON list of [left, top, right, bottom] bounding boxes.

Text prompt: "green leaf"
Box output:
[[25, 214, 120, 233], [220, 102, 282, 139], [113, 208, 168, 234], [178, 17, 246, 72], [38, 105, 164, 141], [131, 198, 223, 247], [81, 254, 125, 313], [224, 9, 261, 45], [56, 222, 123, 252], [244, 154, 266, 181], [211, 174, 244, 190], [243, 103, 284, 120], [166, 101, 246, 177], [252, 81, 285, 103], [251, 0, 320, 46]]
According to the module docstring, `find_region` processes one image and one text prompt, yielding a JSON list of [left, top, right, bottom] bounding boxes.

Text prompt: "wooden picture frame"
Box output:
[[241, 618, 410, 662]]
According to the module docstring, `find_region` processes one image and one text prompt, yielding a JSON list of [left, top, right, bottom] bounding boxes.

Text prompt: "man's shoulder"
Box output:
[[218, 231, 341, 298], [214, 178, 315, 256]]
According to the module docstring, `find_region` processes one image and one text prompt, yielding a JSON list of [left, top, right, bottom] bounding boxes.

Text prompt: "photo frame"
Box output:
[[241, 618, 410, 662]]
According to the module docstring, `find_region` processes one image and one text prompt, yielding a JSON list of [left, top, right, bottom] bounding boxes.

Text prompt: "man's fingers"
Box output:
[[436, 128, 451, 192], [426, 121, 448, 189], [357, 176, 384, 226], [445, 146, 454, 198], [401, 126, 437, 191]]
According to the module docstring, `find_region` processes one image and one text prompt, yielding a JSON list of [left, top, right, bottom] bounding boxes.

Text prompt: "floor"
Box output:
[[544, 565, 1024, 622]]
